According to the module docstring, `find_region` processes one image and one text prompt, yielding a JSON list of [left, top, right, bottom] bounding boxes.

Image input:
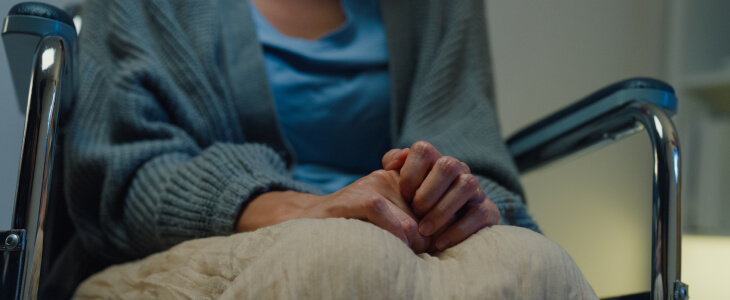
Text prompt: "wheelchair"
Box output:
[[0, 2, 688, 299]]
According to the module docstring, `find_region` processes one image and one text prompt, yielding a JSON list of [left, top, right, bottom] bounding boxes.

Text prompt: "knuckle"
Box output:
[[436, 156, 461, 176], [411, 141, 435, 157], [473, 204, 491, 221], [363, 195, 387, 213], [402, 219, 418, 235], [369, 169, 389, 179], [458, 174, 479, 191]]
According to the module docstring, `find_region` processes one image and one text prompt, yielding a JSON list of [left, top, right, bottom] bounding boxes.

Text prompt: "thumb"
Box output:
[[382, 148, 409, 171]]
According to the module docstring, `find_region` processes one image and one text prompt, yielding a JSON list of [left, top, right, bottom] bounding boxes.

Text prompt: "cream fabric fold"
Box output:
[[74, 219, 596, 299]]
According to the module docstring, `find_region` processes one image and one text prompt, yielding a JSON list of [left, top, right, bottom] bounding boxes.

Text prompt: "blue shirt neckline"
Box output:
[[249, 0, 391, 194], [249, 0, 387, 66]]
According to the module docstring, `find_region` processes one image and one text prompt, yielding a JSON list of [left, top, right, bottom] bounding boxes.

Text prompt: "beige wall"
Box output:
[[487, 1, 667, 297]]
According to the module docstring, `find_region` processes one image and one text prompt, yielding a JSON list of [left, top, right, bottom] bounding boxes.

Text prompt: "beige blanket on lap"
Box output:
[[74, 219, 597, 299]]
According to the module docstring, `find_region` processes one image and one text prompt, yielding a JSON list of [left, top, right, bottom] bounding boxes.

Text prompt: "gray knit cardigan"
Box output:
[[65, 0, 539, 267]]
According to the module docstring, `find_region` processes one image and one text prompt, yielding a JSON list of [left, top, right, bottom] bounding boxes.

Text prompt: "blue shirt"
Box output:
[[249, 0, 391, 194]]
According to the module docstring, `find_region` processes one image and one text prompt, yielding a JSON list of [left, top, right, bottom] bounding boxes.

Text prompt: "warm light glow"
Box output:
[[41, 48, 55, 71], [682, 235, 730, 300]]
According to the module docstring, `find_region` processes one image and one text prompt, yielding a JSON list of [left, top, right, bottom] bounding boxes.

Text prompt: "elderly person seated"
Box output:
[[42, 0, 596, 298]]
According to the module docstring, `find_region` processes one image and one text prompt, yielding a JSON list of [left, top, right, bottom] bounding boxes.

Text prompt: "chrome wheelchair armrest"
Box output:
[[506, 78, 688, 300], [0, 35, 69, 300], [507, 78, 676, 173], [3, 2, 76, 113], [1, 3, 75, 299]]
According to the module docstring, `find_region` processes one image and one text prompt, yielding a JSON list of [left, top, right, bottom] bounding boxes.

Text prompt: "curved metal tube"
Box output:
[[9, 35, 67, 300], [510, 101, 686, 299], [3, 14, 77, 112], [628, 103, 685, 300]]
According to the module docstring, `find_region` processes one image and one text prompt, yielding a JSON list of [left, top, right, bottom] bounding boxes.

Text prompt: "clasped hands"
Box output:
[[237, 141, 501, 254]]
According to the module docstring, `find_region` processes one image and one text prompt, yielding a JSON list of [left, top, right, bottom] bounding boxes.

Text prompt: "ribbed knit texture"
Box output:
[[62, 0, 539, 282], [66, 0, 320, 264], [381, 0, 537, 230]]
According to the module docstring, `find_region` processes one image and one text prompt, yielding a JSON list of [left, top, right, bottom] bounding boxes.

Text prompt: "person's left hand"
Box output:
[[382, 141, 501, 251]]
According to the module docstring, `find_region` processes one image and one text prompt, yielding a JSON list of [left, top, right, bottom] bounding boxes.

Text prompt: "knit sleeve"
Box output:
[[393, 0, 539, 231], [65, 0, 318, 263]]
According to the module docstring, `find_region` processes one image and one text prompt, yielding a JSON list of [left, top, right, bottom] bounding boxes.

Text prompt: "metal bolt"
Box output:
[[5, 234, 19, 250], [674, 281, 689, 300], [678, 287, 688, 299]]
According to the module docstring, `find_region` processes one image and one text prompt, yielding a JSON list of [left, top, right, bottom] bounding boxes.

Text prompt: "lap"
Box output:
[[74, 219, 596, 299]]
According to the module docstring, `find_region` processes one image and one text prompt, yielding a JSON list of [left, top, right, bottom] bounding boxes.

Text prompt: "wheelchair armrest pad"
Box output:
[[9, 2, 75, 29], [506, 77, 677, 158]]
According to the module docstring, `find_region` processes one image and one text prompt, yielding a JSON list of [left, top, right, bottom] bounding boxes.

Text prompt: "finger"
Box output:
[[411, 234, 431, 254], [460, 162, 470, 174], [419, 174, 479, 236], [351, 196, 410, 245], [385, 200, 421, 249], [425, 215, 457, 253], [370, 171, 425, 252], [382, 149, 401, 169], [433, 195, 501, 251], [399, 141, 441, 200], [360, 170, 421, 247], [412, 156, 468, 217], [382, 148, 410, 171], [483, 196, 501, 226], [367, 170, 416, 220]]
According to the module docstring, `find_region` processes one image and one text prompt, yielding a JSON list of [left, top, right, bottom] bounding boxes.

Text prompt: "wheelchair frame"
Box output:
[[1, 3, 688, 299]]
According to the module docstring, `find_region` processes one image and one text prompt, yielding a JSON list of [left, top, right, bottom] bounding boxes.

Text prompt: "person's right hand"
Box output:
[[236, 170, 427, 251], [381, 141, 501, 252]]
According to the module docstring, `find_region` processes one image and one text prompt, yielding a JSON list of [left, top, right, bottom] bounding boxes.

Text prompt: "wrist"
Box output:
[[235, 190, 318, 233]]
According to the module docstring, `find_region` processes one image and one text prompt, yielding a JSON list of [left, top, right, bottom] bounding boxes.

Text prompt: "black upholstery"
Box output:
[[8, 2, 75, 29]]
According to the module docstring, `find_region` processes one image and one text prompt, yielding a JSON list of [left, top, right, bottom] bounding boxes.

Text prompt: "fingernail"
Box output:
[[400, 236, 409, 245], [436, 237, 451, 250], [420, 220, 433, 236]]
